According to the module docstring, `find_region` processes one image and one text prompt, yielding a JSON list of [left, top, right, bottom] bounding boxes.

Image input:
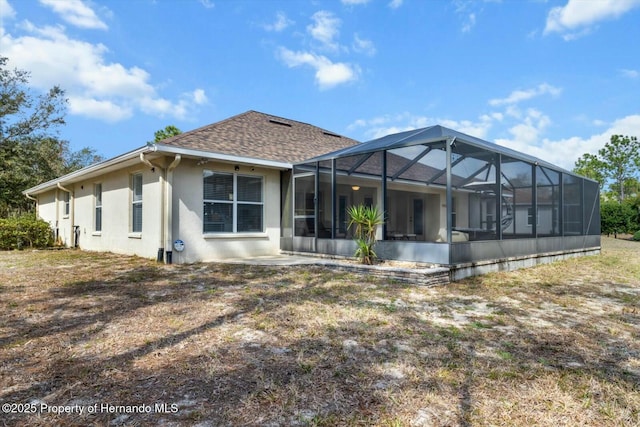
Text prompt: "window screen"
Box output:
[[132, 174, 143, 233]]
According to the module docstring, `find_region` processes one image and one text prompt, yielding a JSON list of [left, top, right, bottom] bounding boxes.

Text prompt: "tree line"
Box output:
[[0, 57, 182, 219], [573, 135, 640, 239], [0, 56, 102, 217]]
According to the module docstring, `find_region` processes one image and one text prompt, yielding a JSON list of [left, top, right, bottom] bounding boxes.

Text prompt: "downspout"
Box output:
[[140, 152, 165, 262], [24, 192, 38, 221], [57, 183, 74, 247], [54, 189, 59, 243], [165, 155, 181, 264]]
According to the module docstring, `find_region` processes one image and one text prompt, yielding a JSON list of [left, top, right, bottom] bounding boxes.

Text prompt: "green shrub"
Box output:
[[600, 201, 634, 237], [0, 215, 53, 250], [633, 230, 640, 241], [347, 204, 385, 265]]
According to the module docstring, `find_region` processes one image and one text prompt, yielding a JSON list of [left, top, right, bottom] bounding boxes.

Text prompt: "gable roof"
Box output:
[[23, 111, 359, 196], [156, 110, 359, 164]]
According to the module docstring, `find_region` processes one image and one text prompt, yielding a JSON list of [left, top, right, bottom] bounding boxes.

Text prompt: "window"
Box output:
[[203, 171, 263, 233], [451, 196, 457, 228], [131, 173, 143, 233], [95, 183, 102, 232], [63, 191, 70, 216]]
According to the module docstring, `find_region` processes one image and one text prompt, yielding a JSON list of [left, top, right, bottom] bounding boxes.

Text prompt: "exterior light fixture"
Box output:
[[352, 185, 360, 191]]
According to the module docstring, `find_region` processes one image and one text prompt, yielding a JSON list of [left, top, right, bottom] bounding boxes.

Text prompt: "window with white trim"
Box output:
[[131, 173, 143, 233], [95, 183, 102, 232], [63, 191, 70, 216], [203, 171, 263, 233]]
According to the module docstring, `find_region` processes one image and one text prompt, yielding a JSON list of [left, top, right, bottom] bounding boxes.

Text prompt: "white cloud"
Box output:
[[69, 97, 132, 122], [341, 0, 370, 4], [498, 108, 551, 147], [544, 0, 640, 39], [347, 77, 637, 170], [453, 0, 483, 33], [497, 115, 640, 169], [263, 11, 293, 32], [352, 33, 376, 56], [191, 88, 208, 105], [461, 12, 476, 33], [278, 47, 359, 89], [348, 112, 494, 141], [0, 0, 16, 20], [139, 96, 187, 120], [39, 0, 108, 30], [199, 0, 214, 9], [307, 10, 341, 51], [1, 21, 206, 122], [388, 0, 403, 9], [489, 83, 562, 107], [620, 68, 640, 79]]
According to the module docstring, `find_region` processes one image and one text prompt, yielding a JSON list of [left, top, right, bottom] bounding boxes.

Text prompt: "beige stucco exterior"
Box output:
[[37, 164, 163, 259], [170, 159, 282, 263], [32, 154, 284, 263]]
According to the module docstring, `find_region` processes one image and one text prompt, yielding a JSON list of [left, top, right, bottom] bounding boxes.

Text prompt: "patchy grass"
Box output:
[[0, 237, 638, 426]]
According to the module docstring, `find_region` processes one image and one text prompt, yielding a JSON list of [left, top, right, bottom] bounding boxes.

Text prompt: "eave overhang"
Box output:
[[23, 143, 293, 197]]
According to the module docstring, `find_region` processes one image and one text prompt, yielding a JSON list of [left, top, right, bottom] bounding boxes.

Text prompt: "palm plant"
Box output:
[[347, 204, 385, 265]]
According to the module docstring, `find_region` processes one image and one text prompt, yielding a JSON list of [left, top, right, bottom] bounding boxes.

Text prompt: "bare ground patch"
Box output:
[[1, 237, 638, 426]]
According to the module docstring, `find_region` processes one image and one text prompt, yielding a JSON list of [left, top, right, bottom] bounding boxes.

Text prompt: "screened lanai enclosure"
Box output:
[[284, 125, 600, 274]]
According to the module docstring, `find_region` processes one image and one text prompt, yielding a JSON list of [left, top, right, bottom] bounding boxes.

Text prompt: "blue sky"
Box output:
[[1, 0, 639, 169]]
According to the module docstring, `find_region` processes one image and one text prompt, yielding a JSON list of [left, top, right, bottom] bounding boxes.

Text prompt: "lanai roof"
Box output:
[[303, 124, 576, 176]]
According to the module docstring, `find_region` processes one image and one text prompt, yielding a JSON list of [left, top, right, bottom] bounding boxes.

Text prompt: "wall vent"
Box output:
[[269, 119, 292, 127], [323, 131, 341, 138]]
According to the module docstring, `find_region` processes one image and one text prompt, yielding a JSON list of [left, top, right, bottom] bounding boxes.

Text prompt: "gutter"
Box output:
[[24, 146, 155, 196], [154, 143, 291, 170], [164, 155, 181, 264]]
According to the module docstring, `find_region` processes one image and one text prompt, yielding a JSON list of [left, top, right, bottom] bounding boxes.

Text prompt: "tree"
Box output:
[[598, 135, 640, 203], [573, 153, 606, 189], [0, 57, 66, 143], [151, 125, 182, 143], [64, 146, 103, 172], [0, 56, 102, 217], [573, 135, 640, 203]]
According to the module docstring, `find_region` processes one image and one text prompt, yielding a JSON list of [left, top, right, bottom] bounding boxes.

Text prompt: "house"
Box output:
[[24, 112, 600, 279], [23, 111, 358, 263]]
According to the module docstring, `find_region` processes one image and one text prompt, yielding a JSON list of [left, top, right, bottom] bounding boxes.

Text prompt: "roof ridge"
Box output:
[[158, 110, 357, 146], [158, 111, 256, 145], [247, 110, 350, 135]]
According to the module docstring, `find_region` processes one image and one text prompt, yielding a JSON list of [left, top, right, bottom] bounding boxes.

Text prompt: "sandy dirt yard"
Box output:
[[0, 237, 638, 426]]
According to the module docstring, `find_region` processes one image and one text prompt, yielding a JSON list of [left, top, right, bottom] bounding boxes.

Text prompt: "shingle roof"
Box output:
[[158, 110, 359, 164]]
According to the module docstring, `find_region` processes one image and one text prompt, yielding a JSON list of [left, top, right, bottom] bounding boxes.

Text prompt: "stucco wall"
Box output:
[[33, 157, 284, 263], [36, 165, 163, 259], [170, 159, 283, 263], [36, 191, 58, 240]]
